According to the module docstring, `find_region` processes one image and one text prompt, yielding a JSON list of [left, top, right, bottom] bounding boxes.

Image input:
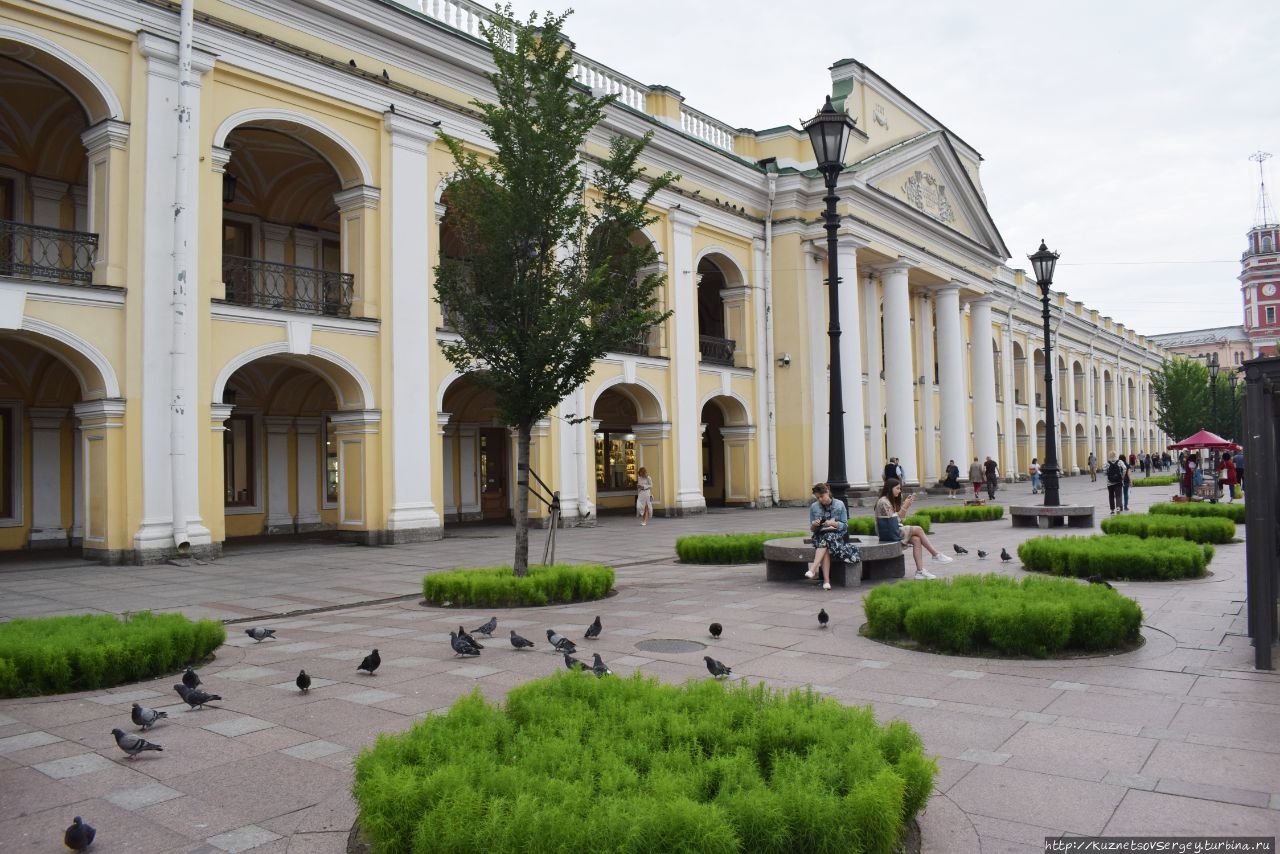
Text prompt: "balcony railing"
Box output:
[[612, 334, 652, 357], [222, 255, 353, 316], [699, 335, 736, 366], [0, 219, 98, 285]]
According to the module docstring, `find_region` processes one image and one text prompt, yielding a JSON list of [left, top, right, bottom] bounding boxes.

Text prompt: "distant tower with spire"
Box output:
[[1242, 151, 1279, 357]]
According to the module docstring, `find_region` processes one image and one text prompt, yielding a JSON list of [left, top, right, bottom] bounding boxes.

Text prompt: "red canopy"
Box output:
[[1167, 429, 1241, 452]]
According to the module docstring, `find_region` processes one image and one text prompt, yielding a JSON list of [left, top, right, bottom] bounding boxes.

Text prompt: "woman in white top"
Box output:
[[874, 479, 952, 580], [635, 467, 654, 526]]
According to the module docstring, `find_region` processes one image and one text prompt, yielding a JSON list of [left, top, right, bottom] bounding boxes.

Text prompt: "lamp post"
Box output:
[[1029, 240, 1061, 507], [803, 95, 858, 508], [1208, 353, 1220, 435]]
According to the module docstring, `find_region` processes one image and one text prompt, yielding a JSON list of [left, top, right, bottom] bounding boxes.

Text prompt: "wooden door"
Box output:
[[479, 428, 507, 520]]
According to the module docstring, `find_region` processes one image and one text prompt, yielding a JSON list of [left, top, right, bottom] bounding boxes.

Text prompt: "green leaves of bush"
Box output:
[[864, 574, 1141, 657], [1017, 534, 1210, 581], [1149, 502, 1245, 524], [0, 612, 225, 698], [1100, 514, 1235, 544], [910, 505, 1004, 523], [1131, 475, 1178, 487], [675, 533, 803, 564], [354, 673, 936, 853], [420, 563, 614, 607]]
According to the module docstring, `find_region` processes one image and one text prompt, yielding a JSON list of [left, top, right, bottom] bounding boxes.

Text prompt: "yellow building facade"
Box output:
[[0, 0, 1171, 562]]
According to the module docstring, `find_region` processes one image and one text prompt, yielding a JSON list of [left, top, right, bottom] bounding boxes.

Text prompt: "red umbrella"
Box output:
[[1167, 429, 1241, 451]]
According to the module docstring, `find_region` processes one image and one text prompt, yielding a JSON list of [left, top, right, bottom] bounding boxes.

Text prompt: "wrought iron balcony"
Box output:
[[699, 335, 735, 366], [611, 334, 652, 357], [222, 255, 353, 316], [0, 219, 98, 285]]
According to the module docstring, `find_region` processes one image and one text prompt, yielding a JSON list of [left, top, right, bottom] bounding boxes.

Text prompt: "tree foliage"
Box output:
[[1150, 357, 1210, 441], [433, 6, 674, 574]]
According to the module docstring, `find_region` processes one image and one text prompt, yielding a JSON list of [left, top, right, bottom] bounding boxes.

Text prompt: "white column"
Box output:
[[295, 417, 322, 530], [1000, 317, 1018, 477], [969, 297, 998, 464], [669, 208, 706, 514], [835, 237, 868, 489], [81, 119, 130, 287], [384, 112, 441, 539], [861, 270, 883, 481], [804, 243, 827, 481], [264, 416, 294, 532], [915, 290, 937, 483], [1025, 339, 1038, 465], [1086, 353, 1097, 466], [936, 285, 967, 478], [751, 237, 773, 504], [28, 409, 67, 546], [880, 261, 917, 484]]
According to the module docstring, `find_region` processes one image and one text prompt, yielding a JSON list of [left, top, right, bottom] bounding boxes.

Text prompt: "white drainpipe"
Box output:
[[169, 0, 195, 553], [761, 162, 780, 504]]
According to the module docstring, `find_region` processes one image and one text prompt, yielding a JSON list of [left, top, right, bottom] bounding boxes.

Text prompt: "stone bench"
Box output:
[[1009, 504, 1095, 529], [762, 536, 906, 588]]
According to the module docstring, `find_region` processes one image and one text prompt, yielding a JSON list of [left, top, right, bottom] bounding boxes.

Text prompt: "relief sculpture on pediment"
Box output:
[[902, 170, 956, 224]]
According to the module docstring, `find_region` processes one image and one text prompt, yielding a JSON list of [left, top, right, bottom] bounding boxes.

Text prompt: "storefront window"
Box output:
[[594, 432, 637, 491]]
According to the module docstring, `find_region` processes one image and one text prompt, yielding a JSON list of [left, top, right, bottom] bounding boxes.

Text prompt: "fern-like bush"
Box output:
[[911, 505, 1004, 524], [675, 532, 803, 564], [421, 564, 614, 607], [863, 573, 1142, 657], [354, 673, 937, 854], [1131, 475, 1178, 487], [1100, 514, 1235, 544], [1149, 502, 1245, 524], [1017, 534, 1210, 581], [0, 611, 225, 698]]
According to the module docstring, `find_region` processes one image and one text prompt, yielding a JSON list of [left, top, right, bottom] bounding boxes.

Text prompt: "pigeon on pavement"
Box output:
[[63, 816, 95, 851], [181, 666, 201, 690], [818, 608, 829, 628], [709, 622, 723, 639], [457, 626, 485, 650], [244, 627, 276, 642], [977, 549, 988, 559], [591, 653, 612, 677], [564, 651, 588, 672], [1000, 548, 1013, 562], [704, 656, 732, 679], [357, 649, 381, 674], [130, 703, 166, 731], [471, 617, 498, 637], [450, 631, 481, 657], [112, 728, 163, 759], [173, 684, 221, 709], [509, 630, 535, 649], [1086, 575, 1115, 590], [546, 629, 577, 653], [953, 544, 969, 555], [584, 616, 602, 639], [296, 670, 312, 693]]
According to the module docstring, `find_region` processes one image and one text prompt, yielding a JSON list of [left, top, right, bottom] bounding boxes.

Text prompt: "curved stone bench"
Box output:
[[1009, 504, 1095, 529], [763, 536, 906, 588]]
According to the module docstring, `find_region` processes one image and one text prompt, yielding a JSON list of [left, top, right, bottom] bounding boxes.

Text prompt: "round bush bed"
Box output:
[[911, 505, 1003, 524], [1017, 534, 1211, 581], [1132, 474, 1178, 487], [354, 673, 936, 854], [0, 611, 226, 698], [676, 532, 802, 564], [863, 573, 1142, 657], [1149, 501, 1245, 524], [421, 563, 614, 607], [1100, 514, 1235, 544]]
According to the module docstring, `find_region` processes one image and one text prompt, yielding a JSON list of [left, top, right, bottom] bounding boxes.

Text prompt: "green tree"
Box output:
[[1150, 357, 1210, 441], [1209, 372, 1243, 442], [433, 7, 674, 575]]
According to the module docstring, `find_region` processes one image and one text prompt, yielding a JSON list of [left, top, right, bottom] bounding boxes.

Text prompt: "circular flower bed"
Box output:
[[421, 563, 614, 607], [675, 516, 932, 566], [1149, 501, 1245, 524], [1100, 513, 1236, 544], [1017, 534, 1211, 581]]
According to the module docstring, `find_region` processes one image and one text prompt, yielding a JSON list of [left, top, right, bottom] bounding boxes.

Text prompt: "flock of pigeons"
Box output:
[[952, 543, 1015, 562]]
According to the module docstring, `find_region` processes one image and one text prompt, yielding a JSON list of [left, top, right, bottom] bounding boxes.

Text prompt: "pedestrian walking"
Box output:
[[1105, 452, 1126, 514], [1088, 450, 1098, 482], [968, 457, 983, 501], [983, 456, 999, 500]]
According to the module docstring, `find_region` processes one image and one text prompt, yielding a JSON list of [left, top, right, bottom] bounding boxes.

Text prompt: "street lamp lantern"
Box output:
[[1208, 352, 1220, 435], [802, 95, 858, 508], [1029, 240, 1062, 508]]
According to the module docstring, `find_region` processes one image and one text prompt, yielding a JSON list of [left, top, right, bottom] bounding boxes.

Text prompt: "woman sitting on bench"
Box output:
[[804, 483, 860, 590], [874, 479, 952, 580]]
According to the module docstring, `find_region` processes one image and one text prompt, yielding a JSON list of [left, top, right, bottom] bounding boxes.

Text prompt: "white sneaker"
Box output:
[[914, 569, 937, 580], [822, 582, 831, 590], [932, 553, 954, 564], [804, 568, 816, 579]]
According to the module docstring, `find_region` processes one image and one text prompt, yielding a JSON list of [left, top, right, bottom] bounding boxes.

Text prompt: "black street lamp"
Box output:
[[1029, 240, 1061, 507], [1208, 352, 1220, 434], [803, 95, 858, 509]]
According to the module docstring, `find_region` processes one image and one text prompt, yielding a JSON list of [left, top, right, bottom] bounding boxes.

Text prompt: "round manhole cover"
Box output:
[[636, 638, 706, 654]]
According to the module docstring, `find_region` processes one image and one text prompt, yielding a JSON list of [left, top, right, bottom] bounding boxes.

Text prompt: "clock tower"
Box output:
[[1243, 152, 1280, 357]]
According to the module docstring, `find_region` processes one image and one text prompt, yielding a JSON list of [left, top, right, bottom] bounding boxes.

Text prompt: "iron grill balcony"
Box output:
[[222, 255, 353, 316], [0, 219, 98, 285]]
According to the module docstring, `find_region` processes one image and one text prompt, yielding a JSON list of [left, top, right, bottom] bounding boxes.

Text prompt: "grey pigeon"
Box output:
[[130, 703, 167, 731], [953, 544, 969, 555], [977, 549, 988, 559], [112, 727, 163, 758], [709, 622, 723, 639], [509, 630, 535, 649], [563, 651, 588, 672], [64, 816, 95, 851], [591, 653, 612, 677], [471, 616, 498, 637], [546, 629, 577, 653], [450, 631, 481, 657], [584, 616, 602, 639], [704, 656, 732, 679], [357, 649, 381, 674], [1086, 574, 1114, 590], [818, 608, 829, 628], [182, 666, 201, 689], [296, 670, 311, 693], [457, 626, 485, 650], [244, 627, 276, 642], [1000, 547, 1013, 562], [173, 683, 221, 709]]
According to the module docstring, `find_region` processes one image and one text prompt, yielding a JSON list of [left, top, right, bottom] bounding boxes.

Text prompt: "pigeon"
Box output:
[[471, 617, 498, 637], [709, 622, 723, 639], [357, 649, 381, 674], [64, 816, 95, 852], [296, 670, 311, 693], [509, 630, 535, 649], [818, 608, 829, 628], [112, 728, 162, 759], [584, 616, 602, 639], [1086, 574, 1115, 590], [591, 653, 612, 677], [182, 666, 201, 689], [546, 629, 577, 654], [457, 626, 485, 650], [1000, 548, 1013, 563], [450, 631, 481, 657], [244, 627, 276, 642], [953, 544, 969, 555], [130, 703, 167, 731], [704, 656, 732, 679], [977, 549, 988, 559], [564, 651, 588, 672], [173, 684, 221, 709]]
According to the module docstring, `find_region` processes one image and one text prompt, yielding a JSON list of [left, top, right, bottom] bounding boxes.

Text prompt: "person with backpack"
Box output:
[[983, 456, 1000, 500], [1105, 452, 1126, 514], [1121, 460, 1132, 511]]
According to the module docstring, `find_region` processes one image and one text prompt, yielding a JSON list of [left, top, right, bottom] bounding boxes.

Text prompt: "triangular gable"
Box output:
[[852, 131, 1010, 260]]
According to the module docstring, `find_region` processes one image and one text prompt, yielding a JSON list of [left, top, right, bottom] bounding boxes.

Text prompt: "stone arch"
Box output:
[[213, 343, 372, 411], [693, 247, 747, 287], [0, 27, 123, 123], [588, 375, 667, 423], [212, 108, 373, 189], [698, 390, 750, 427], [12, 318, 119, 399]]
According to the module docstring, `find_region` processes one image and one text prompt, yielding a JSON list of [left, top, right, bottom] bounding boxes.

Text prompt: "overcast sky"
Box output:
[[518, 1, 1279, 336]]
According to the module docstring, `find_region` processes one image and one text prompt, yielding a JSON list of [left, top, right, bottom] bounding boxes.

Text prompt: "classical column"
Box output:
[[329, 410, 381, 541], [835, 236, 867, 489], [804, 242, 828, 481], [554, 394, 581, 525], [1025, 338, 1039, 465], [81, 119, 130, 287], [969, 297, 998, 464], [1085, 353, 1097, 466], [750, 237, 773, 506], [936, 285, 967, 478], [334, 185, 381, 318], [28, 409, 68, 547], [861, 269, 883, 481], [264, 416, 294, 533], [669, 208, 706, 515], [719, 425, 757, 503], [209, 403, 233, 545], [880, 260, 917, 484], [914, 290, 937, 484], [1000, 317, 1019, 476], [74, 399, 127, 561], [632, 422, 670, 516]]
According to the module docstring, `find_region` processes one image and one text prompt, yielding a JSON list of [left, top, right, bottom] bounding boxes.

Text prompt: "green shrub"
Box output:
[[1101, 514, 1235, 544], [863, 573, 1141, 657], [911, 505, 1004, 523], [1149, 502, 1245, 524], [1017, 534, 1210, 581], [846, 514, 931, 536], [354, 673, 936, 854], [421, 564, 614, 607], [675, 532, 803, 564], [1132, 474, 1178, 487], [0, 612, 225, 698]]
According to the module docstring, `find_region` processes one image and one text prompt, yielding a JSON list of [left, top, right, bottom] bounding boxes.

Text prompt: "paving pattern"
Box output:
[[0, 475, 1277, 852]]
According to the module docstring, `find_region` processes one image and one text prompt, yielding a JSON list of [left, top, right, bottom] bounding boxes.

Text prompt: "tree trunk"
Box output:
[[513, 422, 532, 576]]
